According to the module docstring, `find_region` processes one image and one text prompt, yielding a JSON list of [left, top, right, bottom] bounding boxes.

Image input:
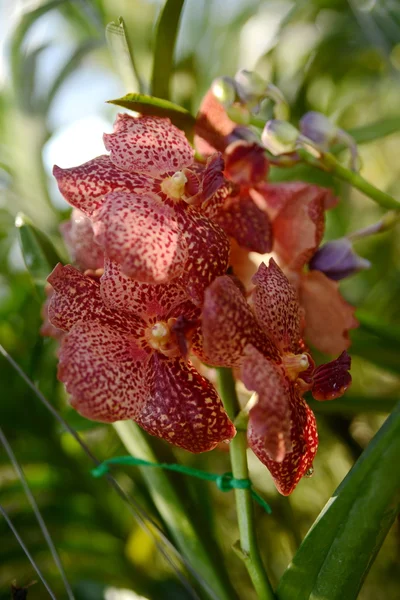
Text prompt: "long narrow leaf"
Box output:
[[151, 0, 185, 99], [277, 401, 400, 600], [106, 17, 145, 93]]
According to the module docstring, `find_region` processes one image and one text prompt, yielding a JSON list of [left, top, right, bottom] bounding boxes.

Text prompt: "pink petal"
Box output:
[[40, 284, 64, 340], [136, 353, 236, 452], [213, 192, 273, 253], [224, 141, 269, 186], [47, 264, 141, 334], [312, 351, 352, 400], [100, 258, 189, 318], [202, 275, 278, 367], [104, 114, 193, 177], [242, 345, 292, 462], [93, 192, 188, 284], [60, 208, 104, 271], [248, 391, 318, 496], [53, 155, 150, 216], [58, 322, 150, 422], [251, 260, 301, 353], [195, 90, 237, 155], [299, 271, 358, 355]]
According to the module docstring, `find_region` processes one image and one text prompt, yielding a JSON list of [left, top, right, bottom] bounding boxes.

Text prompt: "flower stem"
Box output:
[[217, 368, 276, 600], [113, 421, 238, 600], [298, 148, 400, 210]]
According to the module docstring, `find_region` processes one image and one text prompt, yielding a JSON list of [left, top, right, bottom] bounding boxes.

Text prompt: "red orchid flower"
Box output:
[[47, 263, 235, 452], [202, 259, 351, 495], [60, 208, 104, 273], [53, 114, 231, 304]]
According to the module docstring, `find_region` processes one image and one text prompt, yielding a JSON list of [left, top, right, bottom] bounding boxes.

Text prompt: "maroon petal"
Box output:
[[58, 322, 150, 422], [136, 353, 236, 452], [224, 141, 269, 186], [248, 391, 318, 495], [93, 192, 188, 284], [251, 259, 301, 353], [53, 155, 150, 216], [202, 275, 278, 367], [104, 114, 193, 177], [213, 192, 273, 253], [242, 345, 292, 462], [312, 351, 352, 401]]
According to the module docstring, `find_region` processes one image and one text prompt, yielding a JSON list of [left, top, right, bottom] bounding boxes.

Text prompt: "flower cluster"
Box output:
[[43, 90, 354, 494]]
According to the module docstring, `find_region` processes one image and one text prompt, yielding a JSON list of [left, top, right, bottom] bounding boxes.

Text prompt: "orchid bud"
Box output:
[[261, 120, 299, 155], [299, 111, 337, 148], [234, 69, 267, 103], [211, 76, 237, 109], [226, 104, 251, 125], [309, 238, 371, 281]]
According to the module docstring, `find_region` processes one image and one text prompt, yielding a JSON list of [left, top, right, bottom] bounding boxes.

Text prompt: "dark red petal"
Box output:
[[312, 351, 352, 401], [53, 155, 150, 216], [248, 391, 318, 495], [58, 322, 150, 422], [202, 275, 278, 367], [93, 192, 188, 283], [213, 192, 273, 253], [224, 141, 269, 186], [251, 259, 301, 353], [60, 208, 104, 271], [241, 345, 292, 462], [136, 353, 236, 452], [100, 258, 189, 318], [104, 114, 193, 176]]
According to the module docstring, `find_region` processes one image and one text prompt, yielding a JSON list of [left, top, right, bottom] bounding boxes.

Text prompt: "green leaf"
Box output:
[[16, 213, 61, 287], [108, 93, 196, 138], [151, 0, 185, 100], [106, 17, 145, 93], [277, 401, 400, 600], [307, 394, 398, 415], [350, 314, 400, 375]]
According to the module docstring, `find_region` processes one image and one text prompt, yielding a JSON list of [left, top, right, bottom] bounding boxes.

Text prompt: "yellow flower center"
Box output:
[[160, 171, 187, 200], [146, 319, 180, 357], [282, 353, 309, 381]]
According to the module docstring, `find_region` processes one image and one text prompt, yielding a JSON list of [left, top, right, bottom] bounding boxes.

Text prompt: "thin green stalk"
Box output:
[[299, 149, 400, 210], [113, 421, 238, 600], [216, 368, 276, 600]]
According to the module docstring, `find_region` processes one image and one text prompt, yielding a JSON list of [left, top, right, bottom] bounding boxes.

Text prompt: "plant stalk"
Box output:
[[217, 368, 276, 600]]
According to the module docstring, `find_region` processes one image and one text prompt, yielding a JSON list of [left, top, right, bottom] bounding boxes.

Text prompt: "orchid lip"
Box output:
[[160, 170, 188, 200], [282, 352, 310, 381], [146, 319, 181, 357]]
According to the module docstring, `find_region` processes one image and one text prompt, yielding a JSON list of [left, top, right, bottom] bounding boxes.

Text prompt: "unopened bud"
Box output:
[[211, 76, 237, 109], [309, 238, 371, 280], [226, 104, 251, 125], [299, 111, 337, 148], [234, 69, 266, 103], [261, 120, 299, 155]]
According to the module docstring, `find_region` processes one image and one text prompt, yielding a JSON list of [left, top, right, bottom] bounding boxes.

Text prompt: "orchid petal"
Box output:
[[248, 391, 318, 496], [53, 155, 149, 216], [251, 260, 301, 353], [136, 353, 236, 452], [104, 114, 193, 177], [312, 351, 352, 401], [60, 208, 104, 271], [93, 192, 188, 283], [299, 271, 358, 355], [242, 345, 292, 462], [224, 141, 269, 186], [58, 322, 149, 422], [195, 90, 237, 155]]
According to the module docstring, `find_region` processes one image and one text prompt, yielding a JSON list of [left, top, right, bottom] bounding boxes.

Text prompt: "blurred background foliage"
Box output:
[[0, 0, 400, 598]]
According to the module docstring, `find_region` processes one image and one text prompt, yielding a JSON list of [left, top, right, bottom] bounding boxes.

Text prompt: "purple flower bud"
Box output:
[[309, 238, 371, 280], [299, 111, 337, 148], [261, 120, 299, 155]]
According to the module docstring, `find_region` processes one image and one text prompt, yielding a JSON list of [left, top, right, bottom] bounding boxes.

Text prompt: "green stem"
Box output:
[[217, 368, 276, 600], [299, 149, 400, 210], [113, 421, 238, 600]]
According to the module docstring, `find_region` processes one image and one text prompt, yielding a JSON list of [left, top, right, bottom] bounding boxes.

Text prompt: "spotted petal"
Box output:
[[93, 192, 188, 283], [136, 353, 236, 452], [60, 209, 104, 271], [299, 271, 358, 355], [312, 351, 352, 400], [58, 322, 149, 422], [202, 275, 278, 367], [242, 345, 292, 462], [251, 260, 301, 353], [248, 388, 318, 496], [53, 155, 150, 216], [104, 114, 193, 177], [213, 192, 273, 253]]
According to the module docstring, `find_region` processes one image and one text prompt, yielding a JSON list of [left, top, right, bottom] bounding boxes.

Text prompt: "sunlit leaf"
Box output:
[[151, 0, 185, 100], [108, 93, 195, 137], [277, 401, 400, 600]]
